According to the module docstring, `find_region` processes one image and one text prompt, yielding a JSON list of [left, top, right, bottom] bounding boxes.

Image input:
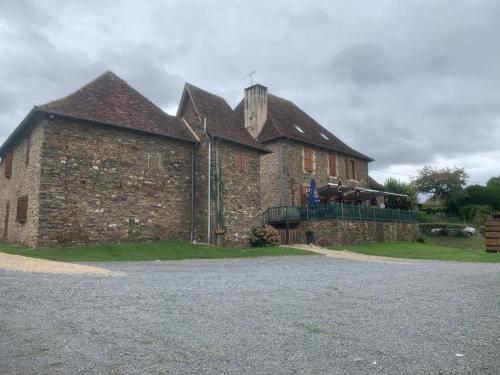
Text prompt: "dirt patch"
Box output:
[[0, 252, 122, 275], [287, 244, 415, 264]]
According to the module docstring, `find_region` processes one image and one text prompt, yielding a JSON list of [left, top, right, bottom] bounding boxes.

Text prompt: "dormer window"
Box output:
[[294, 125, 305, 134], [320, 132, 329, 140]]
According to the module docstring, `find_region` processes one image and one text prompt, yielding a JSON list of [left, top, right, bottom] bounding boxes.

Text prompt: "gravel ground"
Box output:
[[0, 252, 119, 275], [1, 256, 499, 374]]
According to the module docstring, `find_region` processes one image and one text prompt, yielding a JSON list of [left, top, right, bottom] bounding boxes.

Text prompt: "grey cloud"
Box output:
[[0, 0, 499, 184]]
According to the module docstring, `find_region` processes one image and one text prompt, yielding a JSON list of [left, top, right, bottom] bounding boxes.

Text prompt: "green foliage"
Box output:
[[415, 233, 427, 243], [412, 165, 469, 214], [384, 177, 417, 208], [250, 225, 281, 247], [461, 176, 500, 212], [329, 238, 499, 263]]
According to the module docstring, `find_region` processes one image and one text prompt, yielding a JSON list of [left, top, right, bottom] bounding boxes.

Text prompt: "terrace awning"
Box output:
[[317, 183, 408, 200]]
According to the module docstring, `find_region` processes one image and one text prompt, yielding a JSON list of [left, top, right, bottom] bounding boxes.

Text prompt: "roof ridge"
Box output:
[[185, 82, 231, 107], [37, 70, 117, 109]]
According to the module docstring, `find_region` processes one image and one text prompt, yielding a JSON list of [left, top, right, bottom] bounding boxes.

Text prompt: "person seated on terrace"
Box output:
[[370, 193, 378, 207]]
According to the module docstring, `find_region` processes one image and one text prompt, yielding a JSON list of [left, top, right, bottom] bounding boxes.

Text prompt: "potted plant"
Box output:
[[305, 229, 314, 244]]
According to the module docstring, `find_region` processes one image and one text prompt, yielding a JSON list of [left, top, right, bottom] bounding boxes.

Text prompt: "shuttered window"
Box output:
[[300, 185, 309, 207], [235, 151, 246, 169], [346, 158, 356, 180], [25, 135, 31, 166], [328, 153, 337, 176], [4, 152, 13, 178], [356, 160, 363, 181], [16, 196, 28, 223], [303, 147, 313, 172]]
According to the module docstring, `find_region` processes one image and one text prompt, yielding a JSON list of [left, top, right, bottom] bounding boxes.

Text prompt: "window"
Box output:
[[320, 132, 329, 140], [16, 196, 28, 223], [4, 152, 13, 178], [303, 147, 313, 172], [346, 158, 356, 180], [328, 153, 337, 176], [25, 135, 31, 166], [300, 185, 310, 207], [294, 124, 305, 134], [356, 160, 364, 181], [235, 151, 246, 169]]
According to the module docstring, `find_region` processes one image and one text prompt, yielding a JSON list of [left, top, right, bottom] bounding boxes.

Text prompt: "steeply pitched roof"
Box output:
[[234, 93, 373, 161], [178, 83, 270, 153], [36, 71, 197, 143], [368, 176, 385, 190]]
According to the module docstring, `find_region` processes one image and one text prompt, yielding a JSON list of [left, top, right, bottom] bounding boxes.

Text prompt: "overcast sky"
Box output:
[[1, 0, 499, 185]]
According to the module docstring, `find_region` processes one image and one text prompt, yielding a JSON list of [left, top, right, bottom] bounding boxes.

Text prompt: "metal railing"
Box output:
[[263, 203, 417, 224]]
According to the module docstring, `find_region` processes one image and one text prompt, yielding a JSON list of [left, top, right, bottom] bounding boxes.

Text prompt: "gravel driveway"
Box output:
[[1, 256, 499, 374]]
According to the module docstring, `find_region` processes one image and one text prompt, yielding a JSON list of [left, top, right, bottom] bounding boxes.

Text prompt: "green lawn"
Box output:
[[330, 236, 499, 263], [0, 240, 317, 262]]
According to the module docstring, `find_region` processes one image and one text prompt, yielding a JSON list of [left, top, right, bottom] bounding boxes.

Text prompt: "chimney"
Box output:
[[244, 84, 267, 138]]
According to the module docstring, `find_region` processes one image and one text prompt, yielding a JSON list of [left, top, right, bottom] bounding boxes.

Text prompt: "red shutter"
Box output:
[[4, 152, 13, 178], [300, 185, 308, 207], [304, 148, 313, 172], [356, 160, 363, 181], [329, 154, 336, 176], [235, 151, 246, 169], [345, 159, 350, 179], [16, 196, 28, 223]]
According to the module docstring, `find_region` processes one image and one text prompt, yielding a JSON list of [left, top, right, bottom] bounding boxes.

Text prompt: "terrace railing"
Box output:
[[262, 203, 417, 225]]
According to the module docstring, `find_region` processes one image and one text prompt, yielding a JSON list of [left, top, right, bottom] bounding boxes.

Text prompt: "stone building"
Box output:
[[235, 84, 373, 209], [0, 71, 402, 248]]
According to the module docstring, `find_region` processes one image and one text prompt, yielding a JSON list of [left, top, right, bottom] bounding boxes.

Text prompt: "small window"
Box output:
[[303, 147, 313, 172], [294, 124, 305, 134], [345, 159, 356, 180], [25, 135, 31, 166], [235, 151, 246, 169], [320, 132, 329, 140], [4, 152, 13, 178], [328, 153, 337, 176], [16, 196, 28, 223]]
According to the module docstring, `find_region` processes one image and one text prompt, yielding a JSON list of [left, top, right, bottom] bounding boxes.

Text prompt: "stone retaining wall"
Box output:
[[298, 219, 419, 247]]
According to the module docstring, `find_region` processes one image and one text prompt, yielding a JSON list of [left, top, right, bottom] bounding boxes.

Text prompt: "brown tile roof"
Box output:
[[179, 83, 270, 153], [368, 176, 385, 190], [234, 93, 373, 161], [36, 71, 197, 143]]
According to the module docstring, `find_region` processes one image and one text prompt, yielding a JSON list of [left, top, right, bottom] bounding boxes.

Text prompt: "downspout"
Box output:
[[278, 139, 284, 205], [191, 144, 196, 242], [205, 118, 211, 244], [215, 139, 221, 246]]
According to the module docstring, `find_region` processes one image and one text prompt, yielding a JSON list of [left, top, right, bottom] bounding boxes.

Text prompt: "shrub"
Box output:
[[415, 233, 427, 243], [250, 225, 281, 247]]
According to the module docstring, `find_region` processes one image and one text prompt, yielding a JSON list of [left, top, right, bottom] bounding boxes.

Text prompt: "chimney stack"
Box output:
[[244, 84, 267, 138]]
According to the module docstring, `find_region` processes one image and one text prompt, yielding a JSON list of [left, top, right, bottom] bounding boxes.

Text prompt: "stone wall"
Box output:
[[36, 116, 194, 247], [216, 141, 261, 246], [260, 139, 369, 208], [180, 97, 262, 247], [299, 219, 419, 247], [0, 115, 45, 247]]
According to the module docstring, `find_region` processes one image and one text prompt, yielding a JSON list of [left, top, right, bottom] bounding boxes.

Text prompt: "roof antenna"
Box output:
[[242, 71, 256, 86]]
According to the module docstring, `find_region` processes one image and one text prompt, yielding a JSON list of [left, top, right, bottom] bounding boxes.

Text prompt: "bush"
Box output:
[[250, 225, 281, 247], [415, 233, 427, 243]]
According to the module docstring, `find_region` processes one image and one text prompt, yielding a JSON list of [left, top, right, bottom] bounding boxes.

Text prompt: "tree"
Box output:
[[384, 177, 418, 208], [412, 165, 469, 214]]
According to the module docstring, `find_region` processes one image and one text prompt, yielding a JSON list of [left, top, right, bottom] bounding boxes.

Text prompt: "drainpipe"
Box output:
[[215, 139, 221, 246], [278, 139, 283, 206], [205, 118, 211, 244], [191, 144, 196, 242]]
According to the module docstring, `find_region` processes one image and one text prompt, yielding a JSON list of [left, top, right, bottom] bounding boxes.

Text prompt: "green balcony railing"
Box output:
[[263, 203, 417, 225]]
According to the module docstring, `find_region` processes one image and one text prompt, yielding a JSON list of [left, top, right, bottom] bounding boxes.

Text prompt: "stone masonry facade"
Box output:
[[0, 115, 45, 247], [300, 220, 419, 247], [36, 117, 194, 247], [260, 139, 368, 208]]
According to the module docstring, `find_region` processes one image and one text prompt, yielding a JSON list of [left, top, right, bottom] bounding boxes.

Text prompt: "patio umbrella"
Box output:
[[308, 179, 320, 207]]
